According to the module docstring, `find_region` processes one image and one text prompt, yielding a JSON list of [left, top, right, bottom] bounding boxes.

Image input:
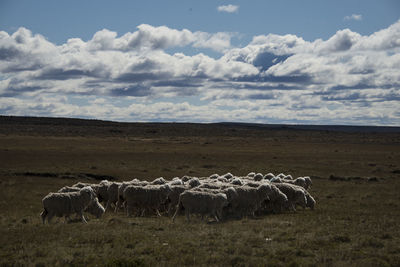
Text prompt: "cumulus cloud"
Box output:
[[344, 14, 362, 21], [217, 4, 239, 13], [1, 21, 400, 125]]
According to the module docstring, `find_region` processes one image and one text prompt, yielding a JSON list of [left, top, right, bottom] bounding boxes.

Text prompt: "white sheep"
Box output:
[[228, 184, 271, 218], [105, 182, 122, 212], [253, 173, 264, 181], [123, 184, 172, 217], [247, 172, 256, 178], [303, 176, 312, 190], [264, 173, 275, 180], [151, 177, 167, 185], [273, 183, 307, 211], [172, 190, 228, 222], [187, 177, 201, 188], [40, 186, 96, 224]]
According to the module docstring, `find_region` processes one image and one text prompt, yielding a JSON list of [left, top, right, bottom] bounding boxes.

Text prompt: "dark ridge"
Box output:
[[12, 171, 117, 181], [0, 115, 399, 137]]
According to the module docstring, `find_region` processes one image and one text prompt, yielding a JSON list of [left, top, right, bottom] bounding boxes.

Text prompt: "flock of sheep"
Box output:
[[40, 172, 316, 224]]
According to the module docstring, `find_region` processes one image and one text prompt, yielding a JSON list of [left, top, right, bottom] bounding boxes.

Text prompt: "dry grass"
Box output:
[[0, 117, 399, 266]]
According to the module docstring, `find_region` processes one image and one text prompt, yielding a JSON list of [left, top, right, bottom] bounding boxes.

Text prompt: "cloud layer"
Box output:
[[1, 21, 400, 125]]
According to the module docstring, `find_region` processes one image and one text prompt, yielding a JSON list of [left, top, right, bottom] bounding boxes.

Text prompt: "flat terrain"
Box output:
[[0, 116, 400, 266]]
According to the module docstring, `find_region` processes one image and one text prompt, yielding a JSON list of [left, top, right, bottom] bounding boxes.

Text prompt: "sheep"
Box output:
[[281, 177, 307, 189], [247, 172, 256, 178], [264, 173, 275, 180], [253, 173, 264, 181], [303, 176, 312, 190], [273, 183, 307, 211], [284, 175, 293, 180], [96, 180, 111, 204], [85, 197, 105, 218], [115, 180, 146, 212], [105, 182, 122, 212], [181, 176, 191, 183], [172, 190, 228, 222], [198, 183, 223, 190], [71, 182, 92, 188], [276, 173, 286, 179], [217, 177, 228, 183], [228, 184, 271, 218], [187, 177, 201, 188], [40, 186, 96, 224], [151, 177, 166, 185], [270, 177, 283, 183], [223, 173, 234, 179], [167, 185, 187, 216], [209, 174, 219, 179], [57, 186, 105, 219], [123, 184, 172, 217], [230, 178, 243, 186], [259, 184, 290, 214], [284, 183, 316, 210], [169, 177, 183, 186]]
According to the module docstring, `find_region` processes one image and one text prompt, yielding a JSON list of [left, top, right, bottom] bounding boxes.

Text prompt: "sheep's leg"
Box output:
[[156, 209, 162, 217], [185, 210, 190, 222], [40, 209, 47, 224], [78, 211, 88, 223], [140, 208, 146, 217], [47, 213, 54, 224], [213, 211, 219, 222], [105, 200, 111, 212]]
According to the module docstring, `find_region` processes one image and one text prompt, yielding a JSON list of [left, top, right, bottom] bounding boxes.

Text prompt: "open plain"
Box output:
[[0, 116, 400, 266]]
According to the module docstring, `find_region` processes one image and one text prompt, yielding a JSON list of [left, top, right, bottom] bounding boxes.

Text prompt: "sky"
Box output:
[[0, 0, 399, 125]]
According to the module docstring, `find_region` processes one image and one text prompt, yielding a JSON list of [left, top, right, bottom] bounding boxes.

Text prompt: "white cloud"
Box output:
[[217, 4, 239, 13], [344, 14, 362, 21], [1, 21, 400, 125]]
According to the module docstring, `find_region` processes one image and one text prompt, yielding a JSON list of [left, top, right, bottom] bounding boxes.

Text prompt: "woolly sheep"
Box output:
[[223, 173, 234, 179], [264, 173, 275, 180], [217, 177, 228, 183], [276, 173, 286, 179], [188, 177, 201, 188], [181, 176, 191, 182], [253, 173, 264, 181], [259, 184, 290, 214], [209, 174, 219, 179], [169, 177, 183, 186], [230, 178, 243, 186], [228, 184, 271, 218], [57, 186, 105, 218], [151, 177, 167, 185], [172, 190, 228, 222], [167, 185, 187, 216], [123, 184, 172, 217], [72, 182, 92, 188], [273, 183, 307, 211], [105, 182, 122, 212], [40, 186, 96, 224], [303, 176, 312, 190], [247, 172, 256, 178]]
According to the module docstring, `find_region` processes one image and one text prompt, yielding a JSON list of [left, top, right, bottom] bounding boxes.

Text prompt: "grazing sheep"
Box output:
[[198, 183, 223, 190], [167, 185, 187, 216], [230, 178, 243, 186], [172, 190, 228, 222], [169, 177, 183, 186], [123, 184, 172, 217], [303, 176, 312, 190], [270, 177, 283, 183], [228, 184, 271, 218], [253, 173, 264, 181], [209, 174, 219, 179], [57, 186, 105, 218], [276, 173, 286, 179], [247, 172, 256, 178], [85, 198, 105, 218], [188, 177, 201, 188], [105, 182, 122, 212], [282, 177, 307, 189], [40, 186, 96, 224], [284, 175, 293, 180], [181, 176, 191, 183], [115, 180, 146, 212], [217, 177, 228, 183], [260, 184, 290, 214], [71, 182, 92, 188], [151, 177, 167, 185], [273, 183, 307, 211], [223, 173, 234, 179], [264, 173, 275, 180]]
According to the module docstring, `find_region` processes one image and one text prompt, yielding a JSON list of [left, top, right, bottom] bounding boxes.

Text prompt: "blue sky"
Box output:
[[0, 1, 399, 125]]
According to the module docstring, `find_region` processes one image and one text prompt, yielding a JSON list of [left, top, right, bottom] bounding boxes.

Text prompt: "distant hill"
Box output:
[[0, 115, 399, 137]]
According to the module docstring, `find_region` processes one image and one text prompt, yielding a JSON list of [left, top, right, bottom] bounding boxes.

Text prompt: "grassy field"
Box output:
[[0, 117, 399, 266]]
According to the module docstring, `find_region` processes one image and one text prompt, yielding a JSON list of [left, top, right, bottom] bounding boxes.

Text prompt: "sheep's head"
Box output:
[[223, 187, 238, 202]]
